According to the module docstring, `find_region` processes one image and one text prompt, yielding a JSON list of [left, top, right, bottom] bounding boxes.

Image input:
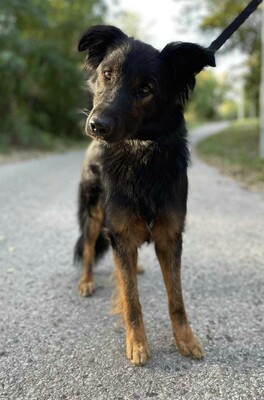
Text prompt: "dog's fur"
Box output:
[[74, 25, 215, 366]]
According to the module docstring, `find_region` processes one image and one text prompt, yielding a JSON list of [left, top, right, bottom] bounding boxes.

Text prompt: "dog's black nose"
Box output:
[[89, 117, 111, 136]]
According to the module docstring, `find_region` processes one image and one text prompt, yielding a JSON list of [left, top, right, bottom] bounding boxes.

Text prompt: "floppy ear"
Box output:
[[160, 42, 215, 104], [78, 25, 128, 71]]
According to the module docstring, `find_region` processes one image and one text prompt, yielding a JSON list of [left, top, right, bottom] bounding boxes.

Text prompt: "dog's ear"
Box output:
[[160, 42, 215, 75], [160, 42, 215, 103], [78, 25, 128, 70]]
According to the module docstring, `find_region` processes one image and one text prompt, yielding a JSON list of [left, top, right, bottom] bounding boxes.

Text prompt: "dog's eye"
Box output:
[[104, 71, 112, 80], [139, 84, 152, 97]]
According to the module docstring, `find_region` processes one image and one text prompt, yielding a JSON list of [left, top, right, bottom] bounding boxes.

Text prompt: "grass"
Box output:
[[197, 119, 264, 191]]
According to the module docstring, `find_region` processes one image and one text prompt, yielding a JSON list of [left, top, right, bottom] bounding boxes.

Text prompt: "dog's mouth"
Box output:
[[85, 125, 121, 145], [85, 114, 141, 144], [87, 126, 117, 142], [85, 117, 126, 144], [85, 129, 107, 142]]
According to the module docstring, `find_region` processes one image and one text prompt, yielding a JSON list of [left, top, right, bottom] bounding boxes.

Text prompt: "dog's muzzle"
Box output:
[[86, 112, 122, 143], [89, 116, 111, 137]]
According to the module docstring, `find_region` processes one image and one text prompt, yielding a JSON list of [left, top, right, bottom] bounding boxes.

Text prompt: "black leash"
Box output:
[[208, 0, 263, 53]]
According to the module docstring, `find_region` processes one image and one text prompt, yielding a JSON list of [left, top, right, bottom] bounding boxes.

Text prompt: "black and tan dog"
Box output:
[[74, 25, 215, 366]]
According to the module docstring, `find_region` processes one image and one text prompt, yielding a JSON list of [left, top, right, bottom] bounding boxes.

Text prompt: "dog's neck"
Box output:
[[133, 107, 187, 142]]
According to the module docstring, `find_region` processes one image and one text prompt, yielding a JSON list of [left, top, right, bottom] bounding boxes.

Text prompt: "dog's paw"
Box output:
[[126, 338, 149, 366], [78, 280, 95, 297], [176, 334, 204, 359]]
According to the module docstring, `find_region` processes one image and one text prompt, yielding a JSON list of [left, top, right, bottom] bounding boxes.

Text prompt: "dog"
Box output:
[[74, 25, 215, 366]]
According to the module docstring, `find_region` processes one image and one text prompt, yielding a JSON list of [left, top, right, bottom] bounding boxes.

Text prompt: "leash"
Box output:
[[208, 0, 263, 53]]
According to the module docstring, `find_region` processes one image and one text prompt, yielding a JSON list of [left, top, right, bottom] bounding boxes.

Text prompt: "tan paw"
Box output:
[[126, 338, 149, 366], [176, 334, 204, 359], [78, 280, 95, 297]]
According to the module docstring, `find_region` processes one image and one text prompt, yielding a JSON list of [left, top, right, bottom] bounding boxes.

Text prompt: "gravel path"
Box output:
[[0, 122, 263, 399]]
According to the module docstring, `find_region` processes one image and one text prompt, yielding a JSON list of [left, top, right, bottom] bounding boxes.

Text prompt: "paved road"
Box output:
[[0, 122, 263, 399]]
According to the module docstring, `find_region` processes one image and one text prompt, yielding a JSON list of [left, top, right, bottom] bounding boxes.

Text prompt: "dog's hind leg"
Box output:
[[78, 201, 104, 296], [74, 144, 108, 296], [153, 215, 204, 359]]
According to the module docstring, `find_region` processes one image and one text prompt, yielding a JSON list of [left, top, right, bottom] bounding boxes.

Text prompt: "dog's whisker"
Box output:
[[77, 108, 91, 117]]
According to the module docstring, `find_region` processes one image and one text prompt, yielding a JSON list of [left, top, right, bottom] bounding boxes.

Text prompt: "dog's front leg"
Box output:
[[155, 231, 204, 359], [111, 233, 149, 366]]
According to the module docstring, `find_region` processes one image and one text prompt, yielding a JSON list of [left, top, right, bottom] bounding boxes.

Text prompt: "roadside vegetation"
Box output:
[[0, 0, 105, 153], [0, 0, 261, 156], [197, 119, 264, 191]]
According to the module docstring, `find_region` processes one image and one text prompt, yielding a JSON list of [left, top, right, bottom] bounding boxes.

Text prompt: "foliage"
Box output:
[[107, 9, 151, 42], [0, 0, 106, 149], [218, 99, 238, 120], [200, 0, 261, 113], [187, 70, 225, 121]]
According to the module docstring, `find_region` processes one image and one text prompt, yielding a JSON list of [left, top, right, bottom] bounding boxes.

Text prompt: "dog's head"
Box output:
[[78, 25, 215, 143]]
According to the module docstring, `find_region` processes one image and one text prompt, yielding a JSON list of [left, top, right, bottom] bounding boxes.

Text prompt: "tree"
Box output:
[[200, 0, 262, 114], [187, 71, 225, 121], [107, 10, 151, 42], [0, 0, 106, 149]]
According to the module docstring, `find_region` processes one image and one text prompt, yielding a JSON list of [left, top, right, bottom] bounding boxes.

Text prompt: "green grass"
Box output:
[[197, 119, 264, 190]]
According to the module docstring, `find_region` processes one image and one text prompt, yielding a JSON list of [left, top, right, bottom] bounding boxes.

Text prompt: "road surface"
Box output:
[[0, 122, 263, 399]]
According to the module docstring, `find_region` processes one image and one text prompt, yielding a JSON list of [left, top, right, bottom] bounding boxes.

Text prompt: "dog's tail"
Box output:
[[74, 229, 109, 264], [73, 163, 109, 264]]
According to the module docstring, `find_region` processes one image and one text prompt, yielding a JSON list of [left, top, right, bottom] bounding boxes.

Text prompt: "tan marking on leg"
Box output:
[[78, 242, 96, 297], [110, 214, 149, 365], [113, 252, 149, 366], [154, 214, 204, 359], [78, 202, 104, 297]]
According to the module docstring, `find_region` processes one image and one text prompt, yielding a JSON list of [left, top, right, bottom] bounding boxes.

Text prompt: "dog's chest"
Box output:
[[102, 142, 184, 217]]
